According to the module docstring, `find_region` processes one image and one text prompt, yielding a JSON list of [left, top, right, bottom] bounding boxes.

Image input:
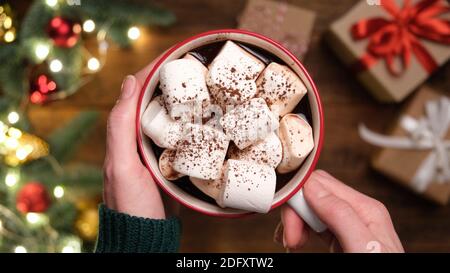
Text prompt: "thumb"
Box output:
[[106, 75, 140, 164], [303, 174, 376, 252]]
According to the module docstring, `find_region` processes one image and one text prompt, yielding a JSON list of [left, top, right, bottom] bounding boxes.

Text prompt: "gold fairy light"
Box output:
[[7, 111, 19, 124], [5, 171, 19, 187], [53, 186, 64, 198], [45, 0, 58, 8], [0, 4, 16, 43], [127, 26, 140, 40], [14, 245, 27, 253]]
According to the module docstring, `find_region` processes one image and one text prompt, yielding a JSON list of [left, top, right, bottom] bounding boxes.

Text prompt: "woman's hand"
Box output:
[[103, 61, 166, 219], [275, 170, 404, 253]]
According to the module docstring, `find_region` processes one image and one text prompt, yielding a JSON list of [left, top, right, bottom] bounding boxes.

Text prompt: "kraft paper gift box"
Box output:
[[361, 86, 450, 205], [238, 0, 316, 61], [327, 0, 450, 102]]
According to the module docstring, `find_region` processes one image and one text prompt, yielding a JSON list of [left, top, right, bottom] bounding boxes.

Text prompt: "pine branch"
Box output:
[[47, 202, 77, 232], [0, 44, 20, 63], [79, 0, 176, 27], [0, 44, 26, 100], [19, 0, 55, 63], [50, 45, 83, 91], [107, 20, 133, 47], [48, 111, 99, 163], [57, 164, 103, 193], [23, 163, 103, 193], [0, 64, 25, 100]]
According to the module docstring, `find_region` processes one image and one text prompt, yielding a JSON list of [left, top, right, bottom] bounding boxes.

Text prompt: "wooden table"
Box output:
[[24, 0, 450, 252]]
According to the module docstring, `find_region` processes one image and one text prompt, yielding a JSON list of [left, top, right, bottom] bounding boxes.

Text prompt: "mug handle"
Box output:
[[287, 188, 327, 233]]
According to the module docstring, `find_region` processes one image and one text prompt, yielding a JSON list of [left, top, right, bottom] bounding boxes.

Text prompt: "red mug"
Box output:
[[136, 29, 325, 229]]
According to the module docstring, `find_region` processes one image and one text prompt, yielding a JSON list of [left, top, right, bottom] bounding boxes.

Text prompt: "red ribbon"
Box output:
[[351, 0, 450, 76]]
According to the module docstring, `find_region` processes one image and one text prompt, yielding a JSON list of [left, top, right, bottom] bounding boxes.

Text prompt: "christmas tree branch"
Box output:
[[48, 111, 99, 163]]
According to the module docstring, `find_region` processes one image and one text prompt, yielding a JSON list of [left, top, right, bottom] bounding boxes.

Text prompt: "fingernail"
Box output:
[[282, 232, 287, 248], [120, 75, 136, 99], [308, 179, 330, 199], [273, 222, 283, 244]]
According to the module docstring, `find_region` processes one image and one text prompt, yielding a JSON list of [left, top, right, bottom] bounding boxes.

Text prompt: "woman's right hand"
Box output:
[[275, 170, 404, 253]]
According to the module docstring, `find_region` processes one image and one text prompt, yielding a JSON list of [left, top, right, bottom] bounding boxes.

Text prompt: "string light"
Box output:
[[53, 186, 64, 198], [4, 138, 18, 149], [7, 111, 19, 124], [45, 0, 58, 8], [61, 238, 81, 253], [82, 19, 95, 33], [8, 127, 22, 139], [34, 43, 50, 61], [15, 145, 33, 160], [49, 59, 63, 73], [26, 212, 41, 224], [99, 40, 109, 54], [5, 172, 18, 187], [87, 57, 100, 71], [14, 245, 27, 253], [62, 246, 75, 253], [127, 26, 140, 40], [4, 29, 15, 43], [3, 16, 12, 29]]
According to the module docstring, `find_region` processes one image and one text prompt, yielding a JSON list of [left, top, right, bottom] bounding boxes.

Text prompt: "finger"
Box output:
[[106, 75, 141, 165], [315, 170, 388, 220], [281, 205, 309, 249], [273, 221, 283, 244], [135, 49, 171, 87], [314, 170, 398, 241], [135, 61, 157, 87], [304, 176, 377, 253], [314, 170, 382, 213], [106, 53, 162, 166], [315, 231, 343, 253]]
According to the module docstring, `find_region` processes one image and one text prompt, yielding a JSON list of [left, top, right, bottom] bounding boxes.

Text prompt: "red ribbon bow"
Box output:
[[351, 0, 450, 76]]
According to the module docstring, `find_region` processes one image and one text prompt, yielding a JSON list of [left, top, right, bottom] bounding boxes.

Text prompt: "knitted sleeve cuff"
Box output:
[[95, 204, 181, 253]]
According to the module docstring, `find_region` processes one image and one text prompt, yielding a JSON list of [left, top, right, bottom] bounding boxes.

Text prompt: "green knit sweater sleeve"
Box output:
[[95, 204, 181, 253]]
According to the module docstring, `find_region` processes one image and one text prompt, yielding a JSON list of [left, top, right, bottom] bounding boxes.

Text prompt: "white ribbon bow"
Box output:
[[359, 97, 450, 192]]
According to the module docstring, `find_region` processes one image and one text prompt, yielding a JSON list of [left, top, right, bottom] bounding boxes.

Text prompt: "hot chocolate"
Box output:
[[141, 40, 314, 212]]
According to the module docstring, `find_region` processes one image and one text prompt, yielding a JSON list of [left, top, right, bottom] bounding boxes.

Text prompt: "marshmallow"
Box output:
[[189, 165, 225, 200], [159, 58, 210, 120], [218, 159, 276, 213], [228, 132, 282, 168], [183, 53, 206, 67], [159, 149, 184, 181], [207, 41, 265, 110], [204, 115, 222, 130], [141, 96, 183, 149], [256, 62, 307, 117], [202, 102, 224, 129], [220, 98, 279, 150], [277, 114, 314, 174], [172, 124, 229, 180]]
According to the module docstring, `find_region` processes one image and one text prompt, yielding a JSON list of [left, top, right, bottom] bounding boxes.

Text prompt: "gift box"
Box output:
[[360, 86, 450, 204], [238, 0, 316, 60], [327, 0, 450, 102]]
